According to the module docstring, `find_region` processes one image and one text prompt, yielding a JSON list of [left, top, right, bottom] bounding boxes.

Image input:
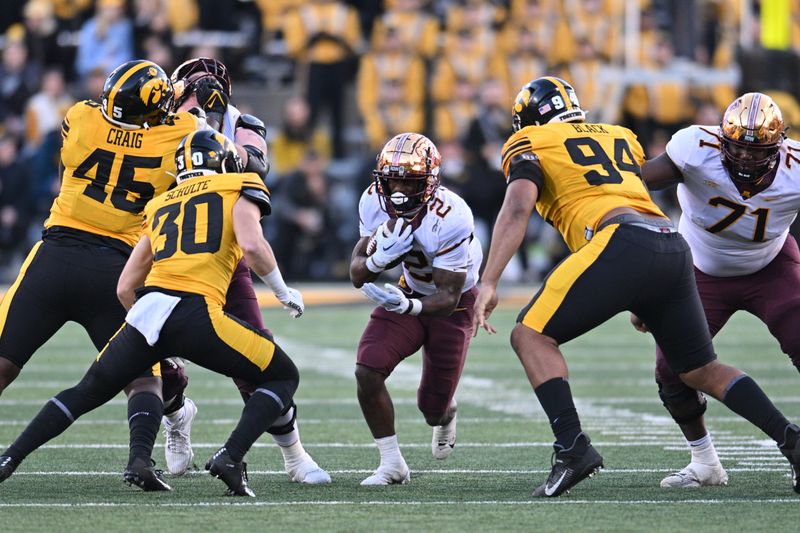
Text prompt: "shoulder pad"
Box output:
[[236, 114, 267, 138], [241, 187, 271, 217]]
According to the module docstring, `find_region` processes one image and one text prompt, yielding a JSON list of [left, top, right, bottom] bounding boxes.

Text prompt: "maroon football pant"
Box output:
[[357, 287, 477, 419], [656, 235, 800, 385], [161, 258, 268, 401]]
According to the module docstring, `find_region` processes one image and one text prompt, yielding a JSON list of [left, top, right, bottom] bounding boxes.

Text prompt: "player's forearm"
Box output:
[[349, 238, 378, 288], [418, 287, 461, 316], [482, 190, 536, 286], [241, 237, 276, 277]]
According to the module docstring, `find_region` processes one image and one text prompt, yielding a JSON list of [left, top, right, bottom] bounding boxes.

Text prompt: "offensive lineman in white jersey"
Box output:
[[631, 92, 800, 489], [350, 133, 483, 485]]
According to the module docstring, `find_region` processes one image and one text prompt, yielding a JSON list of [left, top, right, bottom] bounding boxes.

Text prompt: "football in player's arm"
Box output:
[[630, 92, 800, 489], [349, 132, 483, 485], [472, 76, 800, 497]]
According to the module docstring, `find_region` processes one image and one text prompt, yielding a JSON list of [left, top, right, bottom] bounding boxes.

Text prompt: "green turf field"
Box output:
[[1, 302, 798, 532]]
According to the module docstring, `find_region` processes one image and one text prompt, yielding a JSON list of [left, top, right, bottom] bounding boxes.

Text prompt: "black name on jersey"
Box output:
[[570, 124, 609, 134], [164, 179, 211, 201], [106, 128, 144, 149]]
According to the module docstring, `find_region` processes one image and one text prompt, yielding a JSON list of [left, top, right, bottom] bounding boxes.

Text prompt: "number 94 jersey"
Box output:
[[46, 100, 201, 247], [358, 184, 483, 296], [501, 122, 664, 252], [142, 172, 270, 307], [668, 125, 800, 277]]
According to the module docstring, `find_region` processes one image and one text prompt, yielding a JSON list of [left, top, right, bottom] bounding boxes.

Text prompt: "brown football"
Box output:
[[366, 218, 410, 269]]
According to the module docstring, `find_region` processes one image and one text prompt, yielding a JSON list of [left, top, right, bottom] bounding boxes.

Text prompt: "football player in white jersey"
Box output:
[[350, 132, 483, 485], [156, 57, 330, 484], [632, 92, 800, 489]]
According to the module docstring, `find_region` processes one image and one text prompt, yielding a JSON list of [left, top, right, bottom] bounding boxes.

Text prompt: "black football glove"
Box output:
[[195, 77, 229, 114]]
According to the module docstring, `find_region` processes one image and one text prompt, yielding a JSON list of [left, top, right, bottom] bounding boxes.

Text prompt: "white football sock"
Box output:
[[687, 434, 720, 466], [375, 434, 403, 465]]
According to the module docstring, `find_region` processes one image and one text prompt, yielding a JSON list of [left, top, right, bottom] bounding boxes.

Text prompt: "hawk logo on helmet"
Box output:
[[140, 77, 167, 107]]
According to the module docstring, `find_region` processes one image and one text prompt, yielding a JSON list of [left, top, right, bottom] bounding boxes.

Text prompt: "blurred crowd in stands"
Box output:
[[0, 0, 799, 282]]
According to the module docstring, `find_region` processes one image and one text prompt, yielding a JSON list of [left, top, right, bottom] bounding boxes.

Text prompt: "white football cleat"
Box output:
[[285, 452, 332, 484], [163, 397, 197, 475], [432, 411, 457, 460], [360, 462, 410, 486], [660, 462, 728, 488]]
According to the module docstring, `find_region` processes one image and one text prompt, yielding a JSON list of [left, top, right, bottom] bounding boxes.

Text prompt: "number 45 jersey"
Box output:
[[358, 185, 483, 296], [668, 125, 800, 277], [501, 122, 665, 252], [142, 173, 270, 306], [47, 100, 201, 247]]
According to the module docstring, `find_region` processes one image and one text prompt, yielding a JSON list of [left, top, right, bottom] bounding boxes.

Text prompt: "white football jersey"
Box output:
[[667, 125, 800, 277], [358, 184, 483, 295]]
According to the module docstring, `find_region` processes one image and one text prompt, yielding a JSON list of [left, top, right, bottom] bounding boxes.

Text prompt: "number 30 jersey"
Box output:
[[358, 184, 483, 296], [142, 172, 269, 306], [667, 125, 800, 277], [46, 100, 201, 248], [501, 122, 664, 252]]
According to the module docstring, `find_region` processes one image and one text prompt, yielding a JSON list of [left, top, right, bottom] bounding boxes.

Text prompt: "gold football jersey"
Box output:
[[501, 122, 665, 251], [142, 172, 269, 306], [46, 100, 201, 247]]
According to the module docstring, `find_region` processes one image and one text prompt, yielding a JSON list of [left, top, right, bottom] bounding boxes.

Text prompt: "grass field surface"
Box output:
[[1, 298, 798, 532]]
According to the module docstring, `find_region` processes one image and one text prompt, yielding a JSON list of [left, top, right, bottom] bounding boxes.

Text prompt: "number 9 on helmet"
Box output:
[[512, 76, 586, 131], [175, 130, 243, 182]]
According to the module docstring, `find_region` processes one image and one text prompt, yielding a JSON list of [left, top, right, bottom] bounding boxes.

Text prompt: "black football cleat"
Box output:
[[205, 447, 255, 497], [533, 432, 604, 497], [778, 423, 800, 494], [0, 455, 18, 483], [123, 456, 172, 491]]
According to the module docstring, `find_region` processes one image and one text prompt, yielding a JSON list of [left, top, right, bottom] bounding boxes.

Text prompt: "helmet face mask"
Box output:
[[101, 60, 174, 128], [175, 130, 242, 182], [372, 133, 441, 218], [170, 57, 232, 110], [512, 76, 585, 131], [720, 92, 785, 184]]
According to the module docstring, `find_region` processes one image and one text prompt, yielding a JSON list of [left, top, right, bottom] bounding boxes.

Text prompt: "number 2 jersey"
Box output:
[[667, 125, 800, 277], [142, 172, 270, 307], [46, 100, 201, 248], [501, 122, 665, 252], [358, 184, 483, 296]]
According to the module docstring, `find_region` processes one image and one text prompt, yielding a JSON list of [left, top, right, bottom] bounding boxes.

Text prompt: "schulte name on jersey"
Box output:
[[358, 185, 483, 295], [667, 125, 800, 277]]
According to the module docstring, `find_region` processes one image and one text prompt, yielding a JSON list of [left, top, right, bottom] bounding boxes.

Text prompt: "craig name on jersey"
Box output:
[[358, 184, 482, 295]]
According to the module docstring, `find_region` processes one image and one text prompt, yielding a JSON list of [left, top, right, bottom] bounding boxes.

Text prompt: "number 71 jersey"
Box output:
[[668, 125, 800, 277], [501, 122, 665, 252], [46, 100, 201, 247]]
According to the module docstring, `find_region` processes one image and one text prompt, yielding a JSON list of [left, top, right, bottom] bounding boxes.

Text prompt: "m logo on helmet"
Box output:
[[140, 78, 167, 106]]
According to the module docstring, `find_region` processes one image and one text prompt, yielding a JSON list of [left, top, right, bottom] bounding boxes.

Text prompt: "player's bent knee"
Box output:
[[124, 376, 163, 400], [658, 380, 707, 424], [355, 364, 385, 394], [510, 323, 554, 356], [0, 357, 21, 393]]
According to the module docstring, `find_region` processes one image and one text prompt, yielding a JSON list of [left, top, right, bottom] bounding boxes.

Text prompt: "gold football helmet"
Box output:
[[373, 132, 441, 217], [720, 92, 786, 183]]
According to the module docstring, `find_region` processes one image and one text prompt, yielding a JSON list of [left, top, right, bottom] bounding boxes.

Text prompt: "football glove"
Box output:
[[279, 287, 304, 318], [361, 283, 421, 315], [367, 221, 413, 272], [194, 77, 229, 115]]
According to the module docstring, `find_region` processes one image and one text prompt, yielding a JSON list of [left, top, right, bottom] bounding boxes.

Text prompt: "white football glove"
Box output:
[[361, 283, 421, 315], [279, 287, 304, 318], [368, 221, 413, 271]]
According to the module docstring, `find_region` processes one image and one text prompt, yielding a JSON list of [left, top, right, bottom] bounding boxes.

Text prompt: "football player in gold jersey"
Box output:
[[0, 130, 302, 498], [0, 60, 202, 490], [472, 76, 800, 497]]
